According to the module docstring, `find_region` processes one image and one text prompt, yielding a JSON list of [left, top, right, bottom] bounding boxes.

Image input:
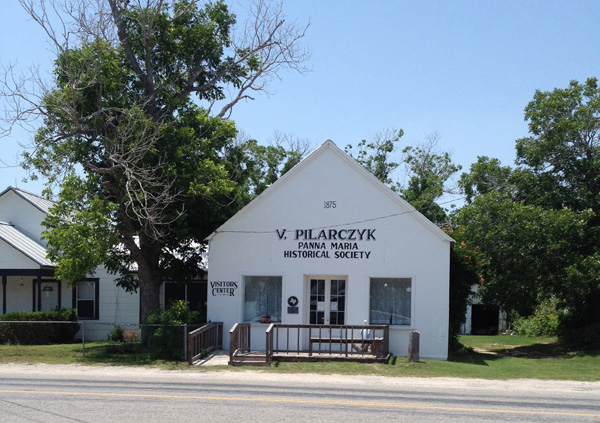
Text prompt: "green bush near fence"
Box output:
[[146, 300, 201, 360], [0, 309, 80, 345]]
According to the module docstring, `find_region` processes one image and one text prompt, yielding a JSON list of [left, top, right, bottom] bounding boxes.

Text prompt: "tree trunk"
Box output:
[[137, 258, 162, 346]]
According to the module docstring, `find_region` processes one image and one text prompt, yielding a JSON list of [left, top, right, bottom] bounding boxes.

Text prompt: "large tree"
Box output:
[[1, 0, 308, 325], [457, 78, 600, 346]]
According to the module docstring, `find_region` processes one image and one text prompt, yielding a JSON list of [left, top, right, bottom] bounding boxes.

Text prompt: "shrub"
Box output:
[[559, 309, 600, 350], [146, 300, 202, 360], [109, 325, 125, 343], [123, 329, 139, 343], [0, 309, 80, 345], [561, 321, 600, 350], [511, 298, 562, 337]]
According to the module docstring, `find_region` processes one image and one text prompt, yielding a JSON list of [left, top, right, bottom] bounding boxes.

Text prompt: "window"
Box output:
[[243, 276, 282, 323], [73, 279, 99, 320], [370, 278, 411, 325], [163, 281, 207, 320]]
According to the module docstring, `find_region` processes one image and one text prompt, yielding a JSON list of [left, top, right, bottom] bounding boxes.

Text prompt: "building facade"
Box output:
[[0, 187, 139, 328], [207, 141, 453, 360]]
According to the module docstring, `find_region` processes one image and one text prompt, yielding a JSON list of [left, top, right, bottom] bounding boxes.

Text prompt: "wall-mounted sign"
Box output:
[[287, 296, 299, 307], [277, 228, 376, 259], [210, 281, 238, 296]]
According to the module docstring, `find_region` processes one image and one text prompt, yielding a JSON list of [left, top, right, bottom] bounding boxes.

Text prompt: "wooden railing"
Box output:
[[229, 322, 251, 364], [187, 322, 223, 365], [265, 324, 389, 359]]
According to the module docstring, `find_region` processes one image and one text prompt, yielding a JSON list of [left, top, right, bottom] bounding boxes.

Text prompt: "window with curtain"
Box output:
[[243, 276, 282, 323], [369, 278, 411, 325]]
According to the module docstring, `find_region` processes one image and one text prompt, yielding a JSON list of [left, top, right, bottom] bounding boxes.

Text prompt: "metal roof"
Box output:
[[0, 186, 55, 214], [0, 221, 55, 267]]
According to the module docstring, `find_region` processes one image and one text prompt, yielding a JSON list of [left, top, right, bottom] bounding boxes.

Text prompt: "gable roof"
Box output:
[[209, 140, 454, 243], [0, 221, 55, 267], [0, 186, 55, 214]]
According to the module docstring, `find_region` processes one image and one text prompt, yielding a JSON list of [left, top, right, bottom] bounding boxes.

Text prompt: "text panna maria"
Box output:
[[278, 228, 376, 259]]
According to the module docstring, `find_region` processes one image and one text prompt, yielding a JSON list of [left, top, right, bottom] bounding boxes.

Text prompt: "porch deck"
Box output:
[[227, 323, 390, 366]]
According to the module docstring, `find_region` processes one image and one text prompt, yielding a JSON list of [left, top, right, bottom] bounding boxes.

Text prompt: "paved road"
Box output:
[[1, 364, 599, 422]]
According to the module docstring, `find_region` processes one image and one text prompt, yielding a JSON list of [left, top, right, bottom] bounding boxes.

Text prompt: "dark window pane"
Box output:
[[77, 299, 94, 319], [164, 283, 185, 307]]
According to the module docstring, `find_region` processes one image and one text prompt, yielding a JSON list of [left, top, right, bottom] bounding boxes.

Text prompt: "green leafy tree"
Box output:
[[457, 192, 593, 316], [345, 129, 404, 186], [2, 0, 308, 328], [237, 133, 309, 197], [457, 78, 600, 346], [459, 156, 513, 204], [346, 130, 461, 223], [399, 133, 461, 223], [516, 78, 600, 213]]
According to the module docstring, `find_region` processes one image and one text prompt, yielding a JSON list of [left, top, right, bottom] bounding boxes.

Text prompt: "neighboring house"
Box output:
[[0, 186, 140, 328], [0, 186, 207, 332], [461, 286, 507, 335], [207, 140, 454, 360]]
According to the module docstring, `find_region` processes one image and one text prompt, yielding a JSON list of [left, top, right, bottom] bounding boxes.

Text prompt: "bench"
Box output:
[[309, 336, 384, 356]]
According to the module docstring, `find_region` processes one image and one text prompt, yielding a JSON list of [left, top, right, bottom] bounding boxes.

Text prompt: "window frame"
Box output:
[[243, 275, 283, 323], [71, 278, 99, 320], [369, 277, 413, 326], [162, 280, 207, 316]]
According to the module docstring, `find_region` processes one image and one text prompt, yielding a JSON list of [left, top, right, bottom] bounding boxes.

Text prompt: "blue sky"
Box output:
[[1, 0, 599, 206]]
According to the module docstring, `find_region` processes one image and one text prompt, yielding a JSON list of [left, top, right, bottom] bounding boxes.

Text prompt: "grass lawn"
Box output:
[[0, 335, 598, 381], [0, 342, 188, 370]]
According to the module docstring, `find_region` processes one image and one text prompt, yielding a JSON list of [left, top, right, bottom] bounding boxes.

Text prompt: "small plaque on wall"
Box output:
[[287, 306, 299, 314]]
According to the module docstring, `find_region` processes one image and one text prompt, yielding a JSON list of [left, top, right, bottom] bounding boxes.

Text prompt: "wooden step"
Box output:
[[230, 352, 268, 366]]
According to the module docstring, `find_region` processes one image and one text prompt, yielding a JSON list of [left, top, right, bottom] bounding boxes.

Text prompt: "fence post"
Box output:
[[81, 321, 86, 358], [408, 330, 420, 363], [183, 324, 188, 362]]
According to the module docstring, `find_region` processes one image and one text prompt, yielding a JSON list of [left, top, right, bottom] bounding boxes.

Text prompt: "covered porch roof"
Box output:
[[0, 221, 55, 268]]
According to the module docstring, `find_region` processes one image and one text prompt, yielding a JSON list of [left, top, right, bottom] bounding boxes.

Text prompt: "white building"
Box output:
[[0, 186, 139, 326], [207, 141, 453, 360], [0, 186, 208, 336], [461, 286, 508, 335]]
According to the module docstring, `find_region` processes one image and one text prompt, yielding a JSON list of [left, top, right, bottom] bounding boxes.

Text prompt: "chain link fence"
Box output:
[[0, 320, 198, 361]]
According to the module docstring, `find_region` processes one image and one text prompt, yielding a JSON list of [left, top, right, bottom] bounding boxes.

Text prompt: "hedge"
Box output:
[[0, 309, 80, 345]]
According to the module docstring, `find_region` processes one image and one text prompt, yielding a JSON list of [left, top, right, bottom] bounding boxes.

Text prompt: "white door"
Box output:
[[39, 281, 59, 311], [309, 278, 346, 325]]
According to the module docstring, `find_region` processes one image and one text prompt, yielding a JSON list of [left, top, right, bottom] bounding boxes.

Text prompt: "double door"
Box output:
[[309, 278, 346, 325]]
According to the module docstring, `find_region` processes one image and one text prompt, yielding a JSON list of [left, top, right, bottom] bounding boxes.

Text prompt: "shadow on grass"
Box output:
[[80, 343, 159, 365], [495, 342, 570, 359], [453, 340, 600, 365], [449, 350, 495, 366]]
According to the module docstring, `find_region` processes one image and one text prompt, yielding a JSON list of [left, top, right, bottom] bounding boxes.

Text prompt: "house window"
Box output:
[[243, 276, 282, 323], [163, 281, 207, 320], [74, 279, 99, 320], [370, 278, 411, 325]]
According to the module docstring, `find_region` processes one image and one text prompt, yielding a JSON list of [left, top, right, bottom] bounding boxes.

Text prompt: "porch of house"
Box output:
[[187, 322, 391, 366], [1, 268, 60, 315]]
